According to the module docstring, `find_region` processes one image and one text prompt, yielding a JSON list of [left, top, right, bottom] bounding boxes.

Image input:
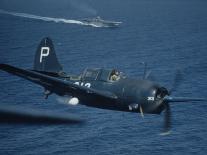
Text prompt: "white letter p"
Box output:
[[40, 47, 50, 63]]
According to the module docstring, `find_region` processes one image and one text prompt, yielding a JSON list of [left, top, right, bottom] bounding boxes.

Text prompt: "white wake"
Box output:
[[0, 9, 100, 27]]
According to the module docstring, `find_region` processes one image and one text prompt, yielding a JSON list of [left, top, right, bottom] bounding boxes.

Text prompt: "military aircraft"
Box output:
[[81, 16, 122, 27], [0, 37, 205, 132]]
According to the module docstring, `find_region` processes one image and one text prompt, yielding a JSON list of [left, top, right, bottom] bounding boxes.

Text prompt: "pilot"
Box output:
[[110, 70, 120, 81]]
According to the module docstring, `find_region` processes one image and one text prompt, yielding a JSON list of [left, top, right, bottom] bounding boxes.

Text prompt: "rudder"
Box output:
[[33, 37, 63, 73]]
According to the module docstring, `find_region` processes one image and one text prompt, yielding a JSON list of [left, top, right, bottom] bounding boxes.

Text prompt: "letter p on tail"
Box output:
[[33, 37, 63, 73], [40, 47, 50, 63]]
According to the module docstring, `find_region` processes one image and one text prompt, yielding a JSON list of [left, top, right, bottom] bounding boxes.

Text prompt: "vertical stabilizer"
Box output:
[[33, 37, 62, 73]]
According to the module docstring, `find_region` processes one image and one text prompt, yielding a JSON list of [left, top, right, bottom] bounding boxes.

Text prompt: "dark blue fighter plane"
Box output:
[[0, 37, 205, 132]]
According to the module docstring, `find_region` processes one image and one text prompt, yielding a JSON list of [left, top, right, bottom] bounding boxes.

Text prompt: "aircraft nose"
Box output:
[[136, 87, 157, 113], [148, 87, 169, 113], [140, 86, 168, 114], [147, 88, 157, 103]]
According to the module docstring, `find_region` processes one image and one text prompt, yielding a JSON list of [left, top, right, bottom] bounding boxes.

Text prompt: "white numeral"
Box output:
[[74, 82, 91, 88]]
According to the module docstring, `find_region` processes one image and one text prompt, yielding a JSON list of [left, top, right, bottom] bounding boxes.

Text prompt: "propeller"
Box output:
[[160, 70, 183, 134], [160, 69, 206, 134], [162, 102, 171, 134], [136, 68, 205, 134], [152, 93, 172, 134]]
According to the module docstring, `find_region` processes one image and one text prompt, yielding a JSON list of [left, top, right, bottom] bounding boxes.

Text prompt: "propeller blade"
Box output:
[[164, 96, 207, 103], [169, 70, 183, 94], [162, 102, 171, 134]]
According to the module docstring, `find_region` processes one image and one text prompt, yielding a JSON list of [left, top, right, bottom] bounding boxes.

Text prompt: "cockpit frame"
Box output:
[[81, 68, 123, 82]]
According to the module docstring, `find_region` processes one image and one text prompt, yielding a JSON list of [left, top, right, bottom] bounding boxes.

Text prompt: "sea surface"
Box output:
[[0, 0, 207, 154]]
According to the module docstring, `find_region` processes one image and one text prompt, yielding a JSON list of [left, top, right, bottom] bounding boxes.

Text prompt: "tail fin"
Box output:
[[33, 37, 63, 73]]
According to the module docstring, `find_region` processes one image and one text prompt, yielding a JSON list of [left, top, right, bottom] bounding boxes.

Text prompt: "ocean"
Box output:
[[0, 0, 207, 154]]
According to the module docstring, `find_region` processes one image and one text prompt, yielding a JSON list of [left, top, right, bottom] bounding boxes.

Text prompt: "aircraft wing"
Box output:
[[0, 64, 118, 104]]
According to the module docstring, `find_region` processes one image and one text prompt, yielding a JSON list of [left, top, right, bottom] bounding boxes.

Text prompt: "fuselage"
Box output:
[[47, 68, 168, 114]]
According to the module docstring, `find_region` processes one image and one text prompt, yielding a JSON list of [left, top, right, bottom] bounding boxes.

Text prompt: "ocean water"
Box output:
[[0, 0, 207, 154]]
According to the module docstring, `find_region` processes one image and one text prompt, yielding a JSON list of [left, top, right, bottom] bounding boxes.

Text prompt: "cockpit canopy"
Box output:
[[82, 68, 125, 82]]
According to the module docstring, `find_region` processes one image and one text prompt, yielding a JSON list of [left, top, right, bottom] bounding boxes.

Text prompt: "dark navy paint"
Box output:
[[0, 0, 207, 155]]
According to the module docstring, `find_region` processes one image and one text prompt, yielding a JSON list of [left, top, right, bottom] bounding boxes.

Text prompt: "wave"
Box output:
[[0, 9, 100, 27]]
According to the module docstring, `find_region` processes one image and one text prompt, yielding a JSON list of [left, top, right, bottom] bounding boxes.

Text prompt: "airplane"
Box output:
[[81, 16, 122, 28], [0, 37, 205, 133]]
